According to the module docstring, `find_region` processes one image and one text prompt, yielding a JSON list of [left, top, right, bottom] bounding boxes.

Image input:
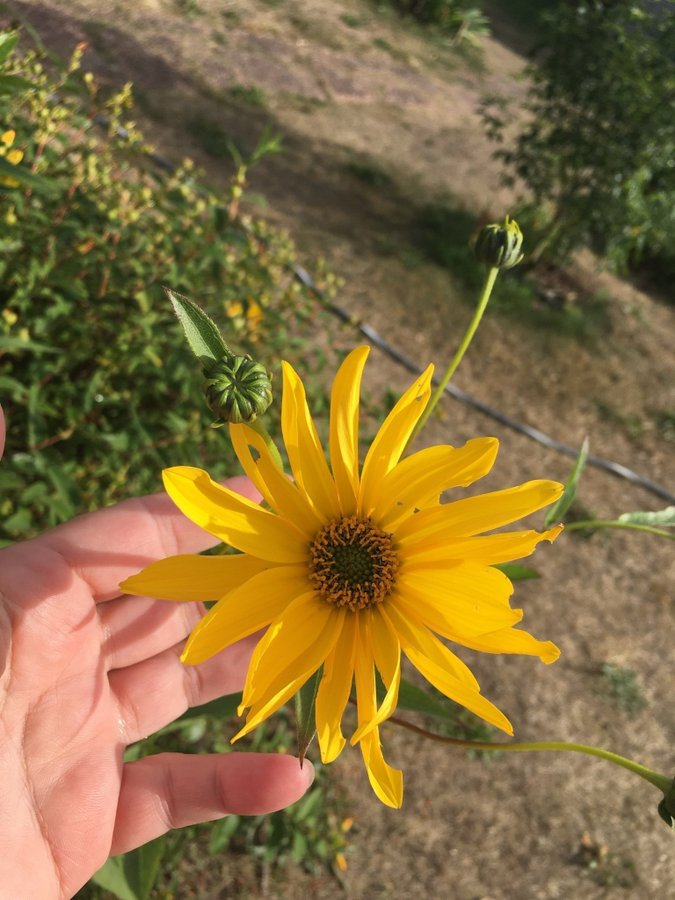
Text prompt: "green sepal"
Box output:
[[164, 287, 229, 367], [544, 436, 589, 527], [295, 670, 321, 764]]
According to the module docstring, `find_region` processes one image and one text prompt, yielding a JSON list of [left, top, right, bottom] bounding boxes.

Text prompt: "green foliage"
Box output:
[[384, 0, 490, 44], [0, 33, 315, 546], [483, 1, 675, 272]]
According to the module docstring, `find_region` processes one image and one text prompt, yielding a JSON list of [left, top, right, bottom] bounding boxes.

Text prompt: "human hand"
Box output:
[[0, 406, 314, 899]]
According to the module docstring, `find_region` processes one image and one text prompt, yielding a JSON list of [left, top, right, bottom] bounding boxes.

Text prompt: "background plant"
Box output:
[[481, 0, 675, 273], [0, 33, 328, 546]]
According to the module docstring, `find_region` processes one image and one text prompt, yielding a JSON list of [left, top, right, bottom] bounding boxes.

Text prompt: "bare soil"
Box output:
[[6, 1, 674, 897]]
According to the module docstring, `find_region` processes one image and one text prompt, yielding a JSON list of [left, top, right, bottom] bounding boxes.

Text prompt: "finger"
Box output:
[[100, 594, 205, 671], [33, 475, 262, 602], [111, 751, 315, 856], [110, 634, 259, 743]]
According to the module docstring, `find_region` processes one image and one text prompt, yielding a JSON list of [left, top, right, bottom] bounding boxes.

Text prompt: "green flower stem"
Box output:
[[249, 419, 285, 472], [387, 714, 672, 792], [565, 520, 675, 541], [410, 266, 499, 443]]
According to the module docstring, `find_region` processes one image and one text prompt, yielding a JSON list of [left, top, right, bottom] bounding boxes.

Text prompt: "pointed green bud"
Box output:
[[204, 354, 273, 425], [474, 215, 524, 269]]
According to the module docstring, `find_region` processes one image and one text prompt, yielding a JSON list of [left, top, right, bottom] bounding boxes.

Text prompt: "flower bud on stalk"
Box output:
[[204, 354, 273, 426], [474, 215, 524, 269]]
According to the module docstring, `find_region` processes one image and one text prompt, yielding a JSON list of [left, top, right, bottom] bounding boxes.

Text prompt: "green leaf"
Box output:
[[164, 287, 229, 366], [494, 562, 540, 581], [0, 31, 19, 65], [91, 838, 164, 900], [90, 858, 139, 900], [175, 691, 241, 723], [394, 677, 460, 722], [0, 73, 34, 94], [295, 669, 321, 764], [544, 436, 589, 528], [0, 157, 57, 193], [618, 506, 675, 528], [0, 335, 57, 354], [123, 838, 165, 899]]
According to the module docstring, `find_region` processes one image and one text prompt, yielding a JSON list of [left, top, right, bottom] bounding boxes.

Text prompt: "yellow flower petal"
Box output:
[[351, 608, 401, 743], [451, 626, 561, 664], [404, 525, 564, 566], [354, 621, 403, 808], [163, 466, 307, 563], [404, 644, 513, 735], [240, 592, 343, 711], [229, 422, 323, 536], [316, 613, 357, 763], [358, 365, 434, 517], [329, 346, 370, 515], [359, 726, 403, 809], [6, 148, 22, 165], [374, 437, 499, 530], [181, 565, 307, 665], [120, 552, 270, 601], [1, 130, 15, 145], [394, 565, 522, 638], [382, 599, 480, 689], [235, 593, 344, 737], [395, 479, 564, 545], [281, 361, 341, 521]]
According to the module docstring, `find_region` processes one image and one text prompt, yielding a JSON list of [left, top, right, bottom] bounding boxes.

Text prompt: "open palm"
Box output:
[[0, 408, 312, 899]]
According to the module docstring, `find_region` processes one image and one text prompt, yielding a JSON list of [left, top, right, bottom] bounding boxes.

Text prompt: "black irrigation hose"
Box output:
[[293, 266, 675, 505]]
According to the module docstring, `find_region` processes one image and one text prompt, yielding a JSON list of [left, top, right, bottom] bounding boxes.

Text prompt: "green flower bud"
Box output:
[[474, 215, 524, 270], [204, 354, 273, 425]]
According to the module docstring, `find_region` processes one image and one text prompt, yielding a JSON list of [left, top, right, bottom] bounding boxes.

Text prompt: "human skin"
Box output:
[[0, 405, 313, 899]]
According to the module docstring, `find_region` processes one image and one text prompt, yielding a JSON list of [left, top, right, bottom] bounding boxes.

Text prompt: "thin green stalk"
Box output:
[[565, 520, 675, 541], [410, 266, 499, 443], [249, 418, 284, 472], [387, 714, 671, 792]]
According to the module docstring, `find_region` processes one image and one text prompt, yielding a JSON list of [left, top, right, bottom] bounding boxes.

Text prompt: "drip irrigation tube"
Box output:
[[293, 266, 675, 505]]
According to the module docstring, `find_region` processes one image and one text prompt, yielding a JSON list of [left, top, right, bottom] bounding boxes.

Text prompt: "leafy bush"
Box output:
[[0, 32, 319, 545], [482, 1, 675, 271]]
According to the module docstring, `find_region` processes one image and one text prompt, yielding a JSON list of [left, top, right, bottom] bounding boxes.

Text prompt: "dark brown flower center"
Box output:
[[309, 515, 398, 611]]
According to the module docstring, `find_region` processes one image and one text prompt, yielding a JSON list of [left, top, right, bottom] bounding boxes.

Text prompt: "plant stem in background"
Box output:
[[565, 520, 675, 541], [410, 265, 498, 442], [387, 714, 672, 793]]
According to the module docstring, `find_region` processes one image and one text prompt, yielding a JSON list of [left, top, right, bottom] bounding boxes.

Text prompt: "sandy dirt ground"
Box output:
[[4, 0, 674, 897]]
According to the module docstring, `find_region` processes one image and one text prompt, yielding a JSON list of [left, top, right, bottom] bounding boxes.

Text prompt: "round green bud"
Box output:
[[474, 215, 524, 270], [204, 355, 273, 425]]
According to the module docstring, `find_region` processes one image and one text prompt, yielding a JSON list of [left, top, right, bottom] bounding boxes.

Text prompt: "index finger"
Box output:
[[33, 475, 261, 601]]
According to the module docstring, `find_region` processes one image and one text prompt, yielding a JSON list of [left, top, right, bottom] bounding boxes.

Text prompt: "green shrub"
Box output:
[[0, 33, 317, 545], [483, 1, 675, 272]]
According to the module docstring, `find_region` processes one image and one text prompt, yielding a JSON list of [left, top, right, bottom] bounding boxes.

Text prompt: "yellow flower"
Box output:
[[0, 129, 24, 188], [122, 346, 563, 807]]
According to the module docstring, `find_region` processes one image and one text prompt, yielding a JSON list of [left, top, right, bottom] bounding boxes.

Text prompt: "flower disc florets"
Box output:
[[204, 354, 273, 424], [309, 516, 399, 612]]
